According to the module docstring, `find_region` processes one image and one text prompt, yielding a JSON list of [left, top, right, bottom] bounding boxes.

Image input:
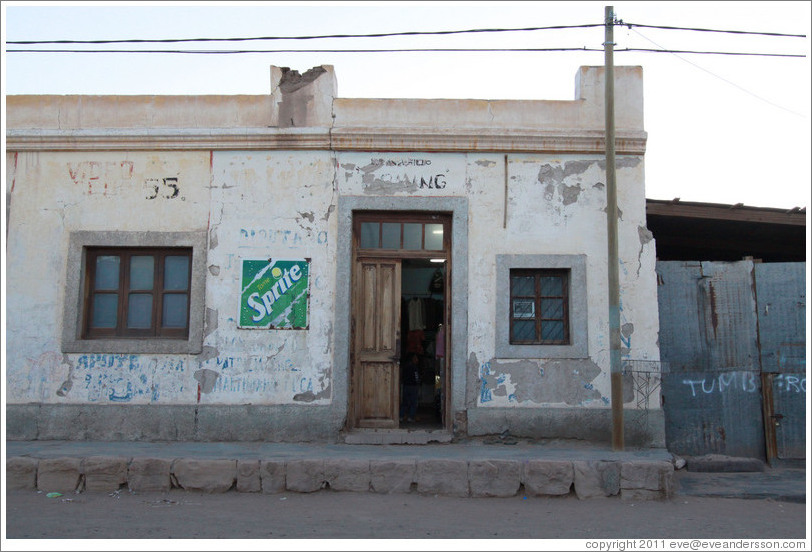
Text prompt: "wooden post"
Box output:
[[605, 5, 624, 451]]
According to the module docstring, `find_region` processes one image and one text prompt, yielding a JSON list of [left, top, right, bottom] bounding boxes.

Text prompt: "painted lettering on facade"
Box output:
[[67, 161, 134, 196]]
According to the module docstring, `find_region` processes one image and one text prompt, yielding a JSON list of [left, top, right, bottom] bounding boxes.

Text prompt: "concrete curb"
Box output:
[[7, 455, 674, 500]]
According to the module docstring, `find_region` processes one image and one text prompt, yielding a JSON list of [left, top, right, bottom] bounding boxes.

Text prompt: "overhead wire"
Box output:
[[629, 27, 807, 117], [6, 21, 805, 45], [6, 47, 804, 57], [5, 23, 604, 44], [620, 23, 805, 38]]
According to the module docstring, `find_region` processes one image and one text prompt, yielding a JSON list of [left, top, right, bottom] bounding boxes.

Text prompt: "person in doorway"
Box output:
[[400, 353, 421, 423]]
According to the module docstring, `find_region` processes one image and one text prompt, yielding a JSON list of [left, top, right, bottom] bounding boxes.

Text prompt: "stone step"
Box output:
[[6, 455, 673, 500]]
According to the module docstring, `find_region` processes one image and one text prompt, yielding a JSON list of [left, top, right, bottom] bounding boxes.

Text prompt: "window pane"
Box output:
[[163, 294, 188, 328], [91, 294, 118, 328], [95, 256, 120, 290], [425, 224, 443, 250], [127, 293, 153, 328], [512, 320, 536, 341], [360, 222, 380, 248], [540, 276, 563, 296], [511, 276, 535, 297], [164, 256, 190, 291], [542, 321, 565, 341], [512, 299, 535, 319], [403, 223, 422, 250], [541, 298, 564, 320], [381, 223, 401, 249], [130, 256, 154, 290]]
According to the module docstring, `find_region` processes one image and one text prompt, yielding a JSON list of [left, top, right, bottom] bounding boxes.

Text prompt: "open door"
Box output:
[[350, 257, 402, 428]]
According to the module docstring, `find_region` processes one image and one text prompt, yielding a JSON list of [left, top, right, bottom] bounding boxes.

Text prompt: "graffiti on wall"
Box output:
[[54, 352, 329, 404], [681, 372, 759, 397], [67, 161, 134, 196]]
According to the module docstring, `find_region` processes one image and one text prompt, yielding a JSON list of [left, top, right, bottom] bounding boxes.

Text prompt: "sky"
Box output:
[[2, 1, 811, 211]]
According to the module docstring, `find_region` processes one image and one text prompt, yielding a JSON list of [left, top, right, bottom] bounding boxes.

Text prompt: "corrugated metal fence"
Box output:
[[657, 261, 806, 461]]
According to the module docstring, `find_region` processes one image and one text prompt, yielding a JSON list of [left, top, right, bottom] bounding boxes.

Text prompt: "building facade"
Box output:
[[5, 65, 662, 445]]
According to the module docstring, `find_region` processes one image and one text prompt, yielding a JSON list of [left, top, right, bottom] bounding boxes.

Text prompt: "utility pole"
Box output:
[[605, 5, 624, 451]]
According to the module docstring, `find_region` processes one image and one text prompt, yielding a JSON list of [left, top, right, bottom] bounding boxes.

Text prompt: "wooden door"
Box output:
[[350, 258, 402, 428]]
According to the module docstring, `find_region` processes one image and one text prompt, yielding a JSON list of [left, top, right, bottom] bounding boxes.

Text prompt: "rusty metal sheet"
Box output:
[[662, 370, 765, 459], [771, 373, 807, 459], [698, 261, 760, 371], [656, 262, 708, 371], [755, 263, 806, 460], [754, 263, 806, 374], [656, 261, 760, 372]]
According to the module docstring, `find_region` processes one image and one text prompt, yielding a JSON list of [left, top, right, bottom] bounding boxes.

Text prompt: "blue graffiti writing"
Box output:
[[238, 228, 328, 247], [682, 372, 758, 397], [773, 374, 806, 393], [479, 362, 493, 403]]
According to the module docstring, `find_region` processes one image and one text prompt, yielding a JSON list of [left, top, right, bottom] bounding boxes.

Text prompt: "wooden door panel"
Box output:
[[351, 258, 401, 429], [379, 263, 396, 353], [359, 362, 393, 421]]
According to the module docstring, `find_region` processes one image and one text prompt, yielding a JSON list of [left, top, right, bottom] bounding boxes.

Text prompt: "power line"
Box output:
[[630, 28, 806, 117], [6, 47, 804, 57], [6, 20, 805, 45], [619, 48, 804, 58], [5, 23, 603, 45], [5, 48, 604, 55], [621, 23, 806, 38]]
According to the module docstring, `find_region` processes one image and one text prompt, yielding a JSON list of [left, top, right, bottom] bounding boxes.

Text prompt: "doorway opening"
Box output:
[[400, 257, 446, 430]]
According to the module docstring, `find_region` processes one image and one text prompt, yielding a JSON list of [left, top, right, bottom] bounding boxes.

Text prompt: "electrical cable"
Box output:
[[6, 47, 605, 54], [621, 23, 805, 38], [6, 23, 604, 44], [6, 46, 804, 57], [619, 48, 804, 58], [629, 27, 806, 117]]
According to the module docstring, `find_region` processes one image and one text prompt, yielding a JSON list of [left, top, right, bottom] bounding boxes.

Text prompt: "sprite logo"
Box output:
[[240, 259, 309, 329]]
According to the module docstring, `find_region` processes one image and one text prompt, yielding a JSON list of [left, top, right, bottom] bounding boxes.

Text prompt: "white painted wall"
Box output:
[[5, 65, 661, 438]]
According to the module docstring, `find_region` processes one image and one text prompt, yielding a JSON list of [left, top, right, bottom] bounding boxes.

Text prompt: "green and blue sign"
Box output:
[[240, 259, 310, 329]]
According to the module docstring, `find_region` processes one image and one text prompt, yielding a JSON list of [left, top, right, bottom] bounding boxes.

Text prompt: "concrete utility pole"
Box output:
[[605, 5, 624, 451]]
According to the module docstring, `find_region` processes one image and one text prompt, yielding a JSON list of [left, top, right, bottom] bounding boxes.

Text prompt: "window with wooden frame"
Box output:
[[83, 247, 192, 339], [509, 269, 570, 345], [354, 213, 449, 254]]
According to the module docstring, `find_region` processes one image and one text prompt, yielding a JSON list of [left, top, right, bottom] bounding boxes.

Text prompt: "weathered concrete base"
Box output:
[[466, 407, 666, 448], [7, 404, 665, 447], [6, 404, 341, 442], [7, 455, 674, 500]]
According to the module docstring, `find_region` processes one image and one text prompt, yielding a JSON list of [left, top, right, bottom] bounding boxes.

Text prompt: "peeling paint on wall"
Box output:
[[637, 225, 654, 276], [194, 368, 220, 394], [621, 323, 635, 357], [479, 358, 607, 406]]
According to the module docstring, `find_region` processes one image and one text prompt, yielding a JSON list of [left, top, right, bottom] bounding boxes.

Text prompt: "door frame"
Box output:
[[349, 211, 452, 430], [335, 196, 468, 436]]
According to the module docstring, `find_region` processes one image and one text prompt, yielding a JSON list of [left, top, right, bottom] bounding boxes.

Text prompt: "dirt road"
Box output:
[[3, 488, 807, 543]]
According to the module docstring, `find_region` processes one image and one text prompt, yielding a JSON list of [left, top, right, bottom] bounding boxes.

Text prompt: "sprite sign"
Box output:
[[239, 259, 310, 329]]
